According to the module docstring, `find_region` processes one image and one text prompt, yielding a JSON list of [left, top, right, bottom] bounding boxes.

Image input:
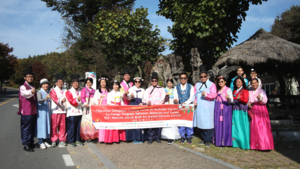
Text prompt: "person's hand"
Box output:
[[147, 101, 151, 106], [194, 102, 197, 107], [257, 94, 261, 100], [202, 91, 206, 96], [46, 94, 51, 99], [31, 87, 36, 94], [61, 98, 66, 102], [85, 104, 89, 108], [226, 94, 230, 100], [77, 96, 81, 101], [139, 103, 144, 106], [248, 103, 253, 109], [237, 94, 241, 100], [174, 99, 178, 104], [165, 92, 169, 95], [125, 91, 129, 95], [131, 93, 134, 98]]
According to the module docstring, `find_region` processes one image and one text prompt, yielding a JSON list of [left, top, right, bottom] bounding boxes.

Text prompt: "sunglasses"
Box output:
[[151, 80, 158, 82], [134, 81, 141, 83], [218, 81, 225, 83], [200, 76, 207, 78], [180, 78, 187, 80]]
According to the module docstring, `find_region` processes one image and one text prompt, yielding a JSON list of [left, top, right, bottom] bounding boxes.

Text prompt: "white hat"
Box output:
[[133, 77, 144, 81], [40, 78, 50, 86]]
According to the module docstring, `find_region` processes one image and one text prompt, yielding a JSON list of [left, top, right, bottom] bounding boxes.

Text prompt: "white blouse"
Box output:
[[127, 85, 145, 100], [107, 90, 124, 105]]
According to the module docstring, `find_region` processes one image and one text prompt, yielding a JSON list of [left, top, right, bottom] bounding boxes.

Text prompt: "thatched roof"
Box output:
[[215, 28, 300, 67]]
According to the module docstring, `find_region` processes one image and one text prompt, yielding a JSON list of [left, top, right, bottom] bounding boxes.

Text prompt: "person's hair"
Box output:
[[85, 78, 93, 84], [233, 76, 247, 90], [179, 73, 188, 78], [237, 66, 243, 71], [98, 79, 110, 93], [216, 77, 227, 91], [111, 81, 121, 91], [251, 78, 259, 83], [166, 78, 173, 84]]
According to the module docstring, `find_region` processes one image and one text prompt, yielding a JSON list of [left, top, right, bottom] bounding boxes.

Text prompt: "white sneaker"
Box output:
[[58, 142, 66, 148], [52, 142, 56, 147], [44, 142, 52, 148], [40, 143, 46, 149]]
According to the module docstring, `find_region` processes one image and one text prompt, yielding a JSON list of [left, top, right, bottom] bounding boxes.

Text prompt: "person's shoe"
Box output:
[[133, 140, 139, 144], [138, 141, 143, 144], [168, 140, 174, 145], [29, 142, 37, 148], [76, 141, 84, 146], [187, 137, 192, 144], [44, 142, 52, 148], [219, 146, 224, 149], [40, 143, 46, 149], [205, 142, 211, 147], [148, 139, 153, 144], [198, 140, 205, 145], [70, 142, 76, 147], [156, 138, 162, 143], [58, 142, 66, 148], [24, 145, 34, 152], [180, 137, 186, 144], [52, 142, 57, 147]]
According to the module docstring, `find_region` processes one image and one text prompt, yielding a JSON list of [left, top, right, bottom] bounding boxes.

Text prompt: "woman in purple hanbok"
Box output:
[[213, 76, 233, 147]]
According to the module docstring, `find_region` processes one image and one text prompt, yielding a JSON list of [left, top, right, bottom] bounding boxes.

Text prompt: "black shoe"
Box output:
[[180, 137, 186, 144], [148, 139, 153, 144], [24, 145, 34, 152], [187, 137, 192, 144], [205, 142, 211, 147], [168, 140, 174, 145], [198, 140, 204, 145], [156, 138, 162, 143]]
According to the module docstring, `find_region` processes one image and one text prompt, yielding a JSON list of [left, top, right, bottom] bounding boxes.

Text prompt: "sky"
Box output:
[[0, 0, 299, 59]]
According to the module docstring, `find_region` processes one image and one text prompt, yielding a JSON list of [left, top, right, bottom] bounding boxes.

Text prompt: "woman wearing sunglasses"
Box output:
[[125, 77, 148, 144], [143, 72, 166, 144], [213, 76, 233, 148]]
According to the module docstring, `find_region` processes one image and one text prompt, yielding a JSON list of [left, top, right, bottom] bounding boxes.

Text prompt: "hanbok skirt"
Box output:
[[36, 104, 51, 139], [232, 100, 250, 149], [126, 98, 148, 141], [213, 101, 232, 147], [250, 104, 274, 150], [98, 100, 107, 142], [80, 103, 99, 140]]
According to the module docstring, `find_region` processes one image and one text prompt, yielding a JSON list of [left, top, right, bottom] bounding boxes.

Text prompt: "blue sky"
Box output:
[[1, 0, 299, 59]]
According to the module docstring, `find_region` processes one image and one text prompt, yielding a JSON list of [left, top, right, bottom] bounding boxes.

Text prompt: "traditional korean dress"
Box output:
[[93, 88, 109, 142], [213, 86, 233, 147], [36, 89, 51, 141], [144, 85, 166, 140], [193, 80, 217, 142], [248, 88, 274, 150], [120, 80, 133, 105], [80, 87, 98, 140], [161, 87, 181, 141], [105, 90, 126, 143], [232, 87, 250, 149], [66, 87, 83, 143], [125, 86, 148, 142], [173, 83, 194, 138], [50, 86, 68, 143]]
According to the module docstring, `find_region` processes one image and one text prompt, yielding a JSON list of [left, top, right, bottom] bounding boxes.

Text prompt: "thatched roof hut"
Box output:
[[215, 28, 300, 67]]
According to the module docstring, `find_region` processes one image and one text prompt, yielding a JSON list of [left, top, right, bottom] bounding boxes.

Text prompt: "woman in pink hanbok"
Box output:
[[248, 78, 274, 150], [93, 77, 110, 142]]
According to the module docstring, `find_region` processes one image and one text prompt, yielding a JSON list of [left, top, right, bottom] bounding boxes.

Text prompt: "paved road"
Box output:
[[0, 92, 239, 169]]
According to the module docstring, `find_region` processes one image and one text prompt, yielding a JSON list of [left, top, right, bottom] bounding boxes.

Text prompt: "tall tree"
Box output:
[[157, 0, 267, 70], [0, 43, 18, 92], [271, 5, 300, 44], [32, 61, 48, 87]]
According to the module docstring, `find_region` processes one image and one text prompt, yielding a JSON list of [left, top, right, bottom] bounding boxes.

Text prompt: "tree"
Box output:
[[90, 6, 167, 73], [0, 43, 18, 92], [271, 5, 300, 44], [157, 0, 267, 70], [32, 61, 48, 87]]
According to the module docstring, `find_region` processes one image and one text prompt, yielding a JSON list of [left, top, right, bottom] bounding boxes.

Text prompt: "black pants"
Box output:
[[199, 128, 214, 142], [21, 114, 37, 146], [148, 128, 162, 140], [67, 116, 82, 143]]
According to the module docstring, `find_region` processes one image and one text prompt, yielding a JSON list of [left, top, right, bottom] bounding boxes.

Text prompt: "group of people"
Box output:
[[18, 65, 274, 152]]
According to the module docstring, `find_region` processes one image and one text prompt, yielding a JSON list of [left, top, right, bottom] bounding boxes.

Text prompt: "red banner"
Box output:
[[91, 104, 194, 129]]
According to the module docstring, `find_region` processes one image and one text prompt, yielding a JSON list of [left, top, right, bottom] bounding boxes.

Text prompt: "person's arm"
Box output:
[[66, 91, 79, 107], [93, 90, 99, 105], [238, 90, 249, 104], [227, 88, 234, 104], [107, 93, 113, 105], [193, 84, 197, 103], [120, 94, 124, 105], [50, 89, 62, 106], [81, 88, 87, 106], [20, 85, 34, 99], [37, 91, 47, 103], [143, 88, 149, 104], [156, 88, 166, 105], [173, 87, 178, 99], [185, 86, 194, 104], [258, 78, 262, 88], [127, 88, 134, 101], [204, 83, 217, 101]]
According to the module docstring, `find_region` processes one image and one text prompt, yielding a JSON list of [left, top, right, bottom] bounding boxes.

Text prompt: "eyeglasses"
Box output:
[[200, 76, 207, 78], [134, 81, 141, 83], [180, 78, 187, 80], [218, 81, 225, 83], [151, 80, 158, 82]]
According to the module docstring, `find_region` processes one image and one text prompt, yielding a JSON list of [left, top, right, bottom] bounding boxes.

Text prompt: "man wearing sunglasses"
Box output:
[[193, 65, 217, 147], [144, 72, 166, 144], [173, 73, 194, 144]]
